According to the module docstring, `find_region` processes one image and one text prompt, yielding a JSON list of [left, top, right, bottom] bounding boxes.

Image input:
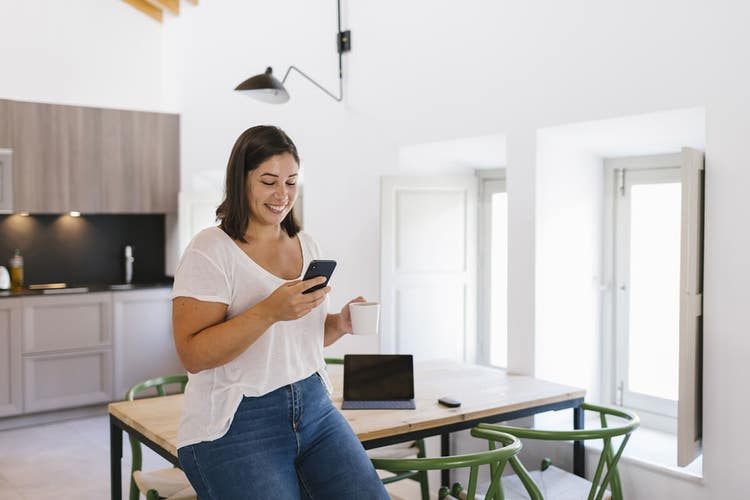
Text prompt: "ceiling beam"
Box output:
[[187, 0, 198, 5], [145, 0, 179, 15], [122, 0, 163, 22]]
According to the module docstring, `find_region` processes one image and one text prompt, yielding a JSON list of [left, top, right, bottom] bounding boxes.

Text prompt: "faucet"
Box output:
[[124, 245, 134, 284]]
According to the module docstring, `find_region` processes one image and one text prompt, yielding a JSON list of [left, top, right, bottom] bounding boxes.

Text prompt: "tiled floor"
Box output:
[[0, 415, 424, 499]]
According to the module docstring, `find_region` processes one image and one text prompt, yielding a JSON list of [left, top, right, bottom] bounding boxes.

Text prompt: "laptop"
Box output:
[[342, 354, 416, 410]]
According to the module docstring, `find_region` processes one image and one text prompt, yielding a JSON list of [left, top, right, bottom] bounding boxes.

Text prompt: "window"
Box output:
[[478, 171, 508, 367], [604, 150, 704, 469], [612, 164, 681, 423]]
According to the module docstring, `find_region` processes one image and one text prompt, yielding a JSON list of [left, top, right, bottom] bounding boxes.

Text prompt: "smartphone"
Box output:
[[301, 260, 337, 294]]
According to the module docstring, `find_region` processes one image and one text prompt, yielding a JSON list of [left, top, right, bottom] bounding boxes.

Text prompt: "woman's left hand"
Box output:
[[337, 296, 366, 334]]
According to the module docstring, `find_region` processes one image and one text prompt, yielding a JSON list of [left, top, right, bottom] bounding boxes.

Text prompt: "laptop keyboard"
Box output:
[[342, 400, 416, 410]]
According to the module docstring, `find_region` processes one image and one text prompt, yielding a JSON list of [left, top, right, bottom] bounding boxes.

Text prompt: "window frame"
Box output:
[[603, 154, 682, 432], [476, 169, 507, 367]]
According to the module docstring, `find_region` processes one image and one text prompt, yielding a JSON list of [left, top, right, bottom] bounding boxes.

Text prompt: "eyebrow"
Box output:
[[260, 173, 298, 178]]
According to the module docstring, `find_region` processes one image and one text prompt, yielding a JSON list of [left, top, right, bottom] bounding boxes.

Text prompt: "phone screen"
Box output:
[[302, 260, 337, 294]]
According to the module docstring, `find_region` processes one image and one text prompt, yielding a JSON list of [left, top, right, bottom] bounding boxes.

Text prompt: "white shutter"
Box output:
[[677, 147, 704, 467]]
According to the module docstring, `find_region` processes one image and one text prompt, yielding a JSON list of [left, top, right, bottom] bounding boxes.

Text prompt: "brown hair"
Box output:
[[216, 125, 301, 242]]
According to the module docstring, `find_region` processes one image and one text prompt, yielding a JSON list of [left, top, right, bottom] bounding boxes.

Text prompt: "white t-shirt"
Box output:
[[171, 226, 332, 449]]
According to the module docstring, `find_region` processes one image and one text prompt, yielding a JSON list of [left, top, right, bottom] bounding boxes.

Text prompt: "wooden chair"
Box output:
[[325, 357, 430, 499], [126, 375, 196, 500], [371, 427, 538, 500], [474, 403, 640, 500]]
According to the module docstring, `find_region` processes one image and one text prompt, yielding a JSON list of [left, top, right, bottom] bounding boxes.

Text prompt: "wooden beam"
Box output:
[[145, 0, 179, 15], [122, 0, 163, 22], [187, 0, 199, 5]]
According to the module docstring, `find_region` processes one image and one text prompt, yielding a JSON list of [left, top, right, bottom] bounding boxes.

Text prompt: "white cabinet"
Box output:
[[21, 293, 113, 412], [23, 349, 113, 413], [22, 293, 112, 352], [0, 288, 180, 418], [113, 288, 184, 398], [0, 298, 22, 416]]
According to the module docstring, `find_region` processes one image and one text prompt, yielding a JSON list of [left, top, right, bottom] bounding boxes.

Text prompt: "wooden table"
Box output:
[[109, 360, 585, 500]]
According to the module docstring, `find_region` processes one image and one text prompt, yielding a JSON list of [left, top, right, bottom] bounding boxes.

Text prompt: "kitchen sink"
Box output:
[[109, 283, 136, 290]]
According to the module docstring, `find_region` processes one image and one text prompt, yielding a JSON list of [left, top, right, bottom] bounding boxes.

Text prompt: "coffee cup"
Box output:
[[349, 301, 380, 335]]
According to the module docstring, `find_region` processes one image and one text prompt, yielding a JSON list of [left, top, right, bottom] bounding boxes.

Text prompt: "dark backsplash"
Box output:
[[0, 214, 166, 285]]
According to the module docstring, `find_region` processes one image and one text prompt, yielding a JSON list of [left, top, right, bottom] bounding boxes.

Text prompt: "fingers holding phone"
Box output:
[[302, 260, 337, 294], [260, 260, 337, 322], [264, 277, 330, 321]]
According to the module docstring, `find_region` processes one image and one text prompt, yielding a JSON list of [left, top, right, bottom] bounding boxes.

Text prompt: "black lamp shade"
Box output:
[[234, 67, 290, 104]]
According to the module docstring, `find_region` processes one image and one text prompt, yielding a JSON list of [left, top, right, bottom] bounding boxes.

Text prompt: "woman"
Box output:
[[171, 125, 389, 499]]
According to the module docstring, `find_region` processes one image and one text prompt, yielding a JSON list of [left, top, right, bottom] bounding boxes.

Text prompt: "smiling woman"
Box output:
[[170, 125, 388, 499], [215, 126, 302, 243]]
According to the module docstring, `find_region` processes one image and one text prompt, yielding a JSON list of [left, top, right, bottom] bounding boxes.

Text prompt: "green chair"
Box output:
[[325, 357, 431, 500], [475, 403, 640, 500], [371, 427, 540, 500], [126, 375, 195, 500]]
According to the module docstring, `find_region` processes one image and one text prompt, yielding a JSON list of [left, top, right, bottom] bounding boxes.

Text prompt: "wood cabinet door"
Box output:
[[66, 105, 101, 213], [99, 109, 179, 213], [130, 110, 160, 213], [153, 113, 179, 213], [100, 108, 137, 212], [0, 298, 23, 417], [0, 100, 11, 149], [10, 101, 68, 212]]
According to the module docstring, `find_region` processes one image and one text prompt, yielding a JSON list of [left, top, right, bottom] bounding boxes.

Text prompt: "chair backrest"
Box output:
[[478, 403, 639, 500], [371, 428, 540, 500], [125, 375, 188, 500], [126, 374, 189, 401]]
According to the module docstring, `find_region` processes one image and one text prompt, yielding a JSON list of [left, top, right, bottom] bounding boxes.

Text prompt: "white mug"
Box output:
[[349, 302, 380, 335]]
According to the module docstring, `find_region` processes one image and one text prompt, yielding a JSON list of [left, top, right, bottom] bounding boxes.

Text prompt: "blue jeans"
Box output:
[[178, 373, 389, 500]]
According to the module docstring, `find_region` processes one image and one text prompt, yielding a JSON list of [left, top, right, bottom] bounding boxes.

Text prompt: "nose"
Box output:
[[273, 184, 289, 200]]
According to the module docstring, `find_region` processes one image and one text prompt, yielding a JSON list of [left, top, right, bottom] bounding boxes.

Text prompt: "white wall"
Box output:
[[0, 0, 166, 111], [535, 134, 603, 399], [3, 0, 750, 497], [162, 2, 747, 497]]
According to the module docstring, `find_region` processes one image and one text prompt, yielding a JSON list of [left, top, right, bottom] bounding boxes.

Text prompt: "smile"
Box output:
[[265, 203, 288, 215]]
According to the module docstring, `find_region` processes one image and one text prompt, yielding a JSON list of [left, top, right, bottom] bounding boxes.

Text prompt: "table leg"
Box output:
[[441, 433, 450, 487], [573, 404, 585, 477], [110, 415, 123, 500]]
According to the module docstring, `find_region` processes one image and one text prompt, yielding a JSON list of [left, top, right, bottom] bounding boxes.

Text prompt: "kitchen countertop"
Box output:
[[0, 280, 173, 298]]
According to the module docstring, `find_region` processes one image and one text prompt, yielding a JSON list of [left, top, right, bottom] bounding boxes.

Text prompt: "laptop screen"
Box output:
[[343, 354, 414, 401]]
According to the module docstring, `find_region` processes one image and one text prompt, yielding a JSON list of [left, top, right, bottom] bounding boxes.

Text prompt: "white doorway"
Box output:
[[380, 176, 477, 361]]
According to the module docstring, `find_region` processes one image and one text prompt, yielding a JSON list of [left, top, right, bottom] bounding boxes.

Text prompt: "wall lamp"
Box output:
[[234, 0, 350, 103]]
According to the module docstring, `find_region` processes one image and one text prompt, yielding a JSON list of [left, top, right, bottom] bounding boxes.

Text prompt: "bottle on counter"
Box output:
[[9, 249, 24, 291]]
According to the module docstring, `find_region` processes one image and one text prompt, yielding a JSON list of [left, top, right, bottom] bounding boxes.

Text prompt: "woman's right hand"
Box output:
[[261, 277, 330, 322]]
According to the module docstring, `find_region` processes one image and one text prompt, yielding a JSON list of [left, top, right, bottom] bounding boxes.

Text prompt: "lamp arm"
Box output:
[[281, 65, 343, 102]]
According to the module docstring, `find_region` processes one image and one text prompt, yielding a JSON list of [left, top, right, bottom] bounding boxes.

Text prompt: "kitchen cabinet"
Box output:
[[0, 287, 181, 419], [23, 349, 113, 413], [0, 100, 11, 148], [9, 101, 68, 212], [113, 288, 183, 398], [0, 298, 23, 417], [21, 293, 113, 412], [100, 109, 179, 213], [0, 287, 185, 417], [5, 99, 179, 214]]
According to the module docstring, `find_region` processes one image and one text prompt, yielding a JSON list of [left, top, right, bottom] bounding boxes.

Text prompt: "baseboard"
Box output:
[[0, 404, 108, 431]]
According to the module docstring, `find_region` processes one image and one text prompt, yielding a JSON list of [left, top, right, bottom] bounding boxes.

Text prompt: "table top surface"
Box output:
[[109, 360, 585, 457]]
